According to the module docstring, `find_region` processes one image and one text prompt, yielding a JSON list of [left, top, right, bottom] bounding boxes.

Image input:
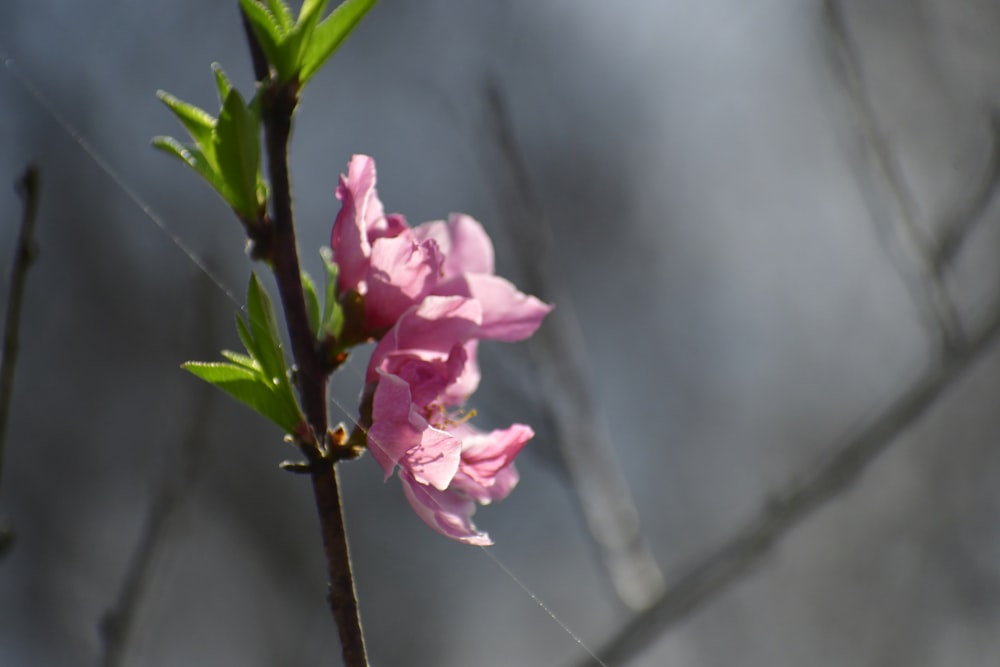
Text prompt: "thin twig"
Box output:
[[481, 79, 665, 610], [582, 293, 1000, 665], [0, 164, 41, 559], [99, 276, 218, 667], [824, 0, 966, 352], [241, 15, 368, 666], [932, 112, 1000, 272]]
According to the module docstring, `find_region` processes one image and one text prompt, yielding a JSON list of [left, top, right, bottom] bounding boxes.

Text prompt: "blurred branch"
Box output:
[[932, 112, 1000, 272], [824, 0, 967, 352], [583, 292, 1000, 666], [0, 164, 41, 560], [480, 79, 665, 610], [99, 276, 217, 667]]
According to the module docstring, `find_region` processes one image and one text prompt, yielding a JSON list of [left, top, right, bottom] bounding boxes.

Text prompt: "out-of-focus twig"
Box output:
[[932, 112, 1000, 272], [582, 292, 1000, 666], [481, 79, 665, 610], [99, 276, 217, 667], [824, 0, 967, 352], [575, 4, 1000, 662], [0, 164, 41, 560]]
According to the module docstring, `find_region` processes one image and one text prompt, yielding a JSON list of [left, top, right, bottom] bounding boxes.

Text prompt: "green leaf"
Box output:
[[302, 270, 321, 337], [281, 0, 329, 81], [214, 87, 261, 221], [265, 0, 295, 33], [298, 0, 330, 22], [221, 349, 260, 370], [238, 0, 286, 70], [151, 136, 233, 206], [235, 314, 261, 363], [319, 247, 344, 340], [300, 0, 377, 84], [212, 63, 233, 104], [183, 361, 302, 432], [155, 91, 217, 159], [245, 273, 288, 384]]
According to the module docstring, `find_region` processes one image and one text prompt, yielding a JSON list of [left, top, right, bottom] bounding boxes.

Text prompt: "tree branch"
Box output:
[[932, 112, 1000, 273], [241, 15, 368, 666], [0, 164, 41, 559], [99, 276, 217, 666], [581, 273, 1000, 666], [824, 0, 966, 352], [480, 79, 665, 610]]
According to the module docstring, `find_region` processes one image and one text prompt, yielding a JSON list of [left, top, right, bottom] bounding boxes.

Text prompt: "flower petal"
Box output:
[[452, 423, 533, 503], [414, 213, 495, 277], [367, 371, 420, 478], [449, 273, 553, 342], [400, 471, 492, 546], [365, 235, 442, 330], [367, 296, 483, 382], [330, 155, 378, 294]]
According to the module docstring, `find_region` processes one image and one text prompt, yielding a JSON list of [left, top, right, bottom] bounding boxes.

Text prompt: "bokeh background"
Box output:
[[2, 1, 1000, 665]]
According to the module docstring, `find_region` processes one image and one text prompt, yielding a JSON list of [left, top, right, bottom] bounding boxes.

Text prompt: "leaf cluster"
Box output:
[[152, 66, 266, 224], [239, 0, 376, 85], [159, 0, 378, 438], [184, 274, 304, 433]]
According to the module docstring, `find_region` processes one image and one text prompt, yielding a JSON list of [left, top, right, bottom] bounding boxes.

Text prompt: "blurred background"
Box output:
[[2, 0, 1000, 665]]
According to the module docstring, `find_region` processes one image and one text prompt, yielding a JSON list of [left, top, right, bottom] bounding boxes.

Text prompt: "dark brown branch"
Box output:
[[0, 164, 41, 559], [99, 277, 218, 666], [241, 15, 368, 665], [241, 7, 270, 84], [481, 79, 665, 610], [582, 294, 1000, 666]]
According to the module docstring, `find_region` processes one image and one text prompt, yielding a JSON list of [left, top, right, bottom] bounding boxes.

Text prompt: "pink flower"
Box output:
[[330, 155, 441, 331], [365, 296, 482, 488], [399, 423, 533, 546], [414, 214, 553, 342], [331, 156, 553, 340], [365, 296, 543, 544], [331, 154, 553, 544]]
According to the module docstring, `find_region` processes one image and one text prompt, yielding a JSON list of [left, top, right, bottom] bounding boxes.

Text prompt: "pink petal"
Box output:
[[330, 155, 378, 294], [367, 296, 483, 382], [381, 349, 463, 417], [441, 340, 480, 405], [463, 273, 553, 342], [452, 424, 533, 503], [365, 235, 442, 330], [401, 426, 461, 491], [367, 371, 420, 478], [414, 213, 495, 277], [400, 471, 492, 546]]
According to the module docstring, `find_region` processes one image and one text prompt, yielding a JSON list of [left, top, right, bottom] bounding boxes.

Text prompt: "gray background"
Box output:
[[2, 0, 1000, 665]]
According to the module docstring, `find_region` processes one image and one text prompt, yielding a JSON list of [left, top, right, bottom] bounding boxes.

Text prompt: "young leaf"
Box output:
[[235, 314, 261, 363], [155, 91, 217, 158], [212, 63, 233, 104], [221, 349, 260, 370], [282, 0, 330, 76], [151, 136, 234, 207], [319, 247, 344, 340], [300, 0, 377, 84], [183, 361, 302, 432], [302, 270, 321, 337], [214, 87, 261, 221], [238, 0, 286, 71], [298, 0, 330, 22], [265, 0, 295, 33], [245, 273, 288, 384]]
